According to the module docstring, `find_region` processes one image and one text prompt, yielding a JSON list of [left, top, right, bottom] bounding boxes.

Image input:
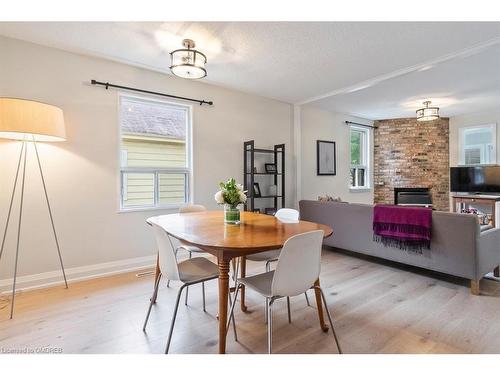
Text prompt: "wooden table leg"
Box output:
[[218, 255, 231, 354], [240, 256, 247, 312], [313, 279, 329, 332], [151, 253, 161, 304], [494, 266, 500, 278]]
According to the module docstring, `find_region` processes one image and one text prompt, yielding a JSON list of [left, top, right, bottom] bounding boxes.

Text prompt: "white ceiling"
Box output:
[[0, 22, 499, 119], [311, 41, 500, 119]]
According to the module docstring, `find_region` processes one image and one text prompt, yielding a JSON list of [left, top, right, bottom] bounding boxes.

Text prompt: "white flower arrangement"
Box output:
[[215, 178, 247, 208]]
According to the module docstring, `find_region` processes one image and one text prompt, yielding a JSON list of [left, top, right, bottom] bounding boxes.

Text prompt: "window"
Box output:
[[459, 124, 496, 165], [119, 95, 191, 210], [350, 126, 370, 189]]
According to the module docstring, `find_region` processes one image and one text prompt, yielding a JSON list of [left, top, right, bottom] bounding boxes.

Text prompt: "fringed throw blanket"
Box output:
[[373, 205, 432, 253]]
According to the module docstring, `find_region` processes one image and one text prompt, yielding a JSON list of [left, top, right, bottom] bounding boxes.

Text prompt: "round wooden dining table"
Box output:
[[148, 210, 333, 354]]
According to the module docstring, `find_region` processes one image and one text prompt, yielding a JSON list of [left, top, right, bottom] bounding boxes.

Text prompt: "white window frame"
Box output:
[[349, 125, 371, 191], [118, 93, 193, 212], [459, 123, 497, 166]]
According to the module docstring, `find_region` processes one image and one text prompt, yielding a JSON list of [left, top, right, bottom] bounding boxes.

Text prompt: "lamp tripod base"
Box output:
[[0, 140, 68, 319]]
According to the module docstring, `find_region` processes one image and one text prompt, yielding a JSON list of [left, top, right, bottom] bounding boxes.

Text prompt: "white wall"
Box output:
[[449, 109, 500, 166], [0, 36, 293, 288], [300, 105, 374, 204]]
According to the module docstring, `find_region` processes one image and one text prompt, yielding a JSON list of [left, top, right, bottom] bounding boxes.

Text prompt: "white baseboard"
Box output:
[[0, 255, 156, 294]]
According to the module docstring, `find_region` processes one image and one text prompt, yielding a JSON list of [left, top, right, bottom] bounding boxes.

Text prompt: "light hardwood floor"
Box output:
[[1, 248, 500, 354]]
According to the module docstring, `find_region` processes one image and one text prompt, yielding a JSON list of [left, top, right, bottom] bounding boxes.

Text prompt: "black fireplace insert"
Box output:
[[394, 187, 432, 207]]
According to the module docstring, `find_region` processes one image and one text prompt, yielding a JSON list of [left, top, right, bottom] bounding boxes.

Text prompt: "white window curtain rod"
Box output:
[[91, 79, 213, 106]]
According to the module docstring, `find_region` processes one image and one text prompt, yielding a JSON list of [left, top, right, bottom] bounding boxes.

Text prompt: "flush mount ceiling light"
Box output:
[[416, 101, 440, 122], [170, 39, 207, 80]]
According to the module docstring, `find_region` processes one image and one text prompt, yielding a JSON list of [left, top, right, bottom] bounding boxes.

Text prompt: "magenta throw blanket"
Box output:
[[373, 205, 432, 252]]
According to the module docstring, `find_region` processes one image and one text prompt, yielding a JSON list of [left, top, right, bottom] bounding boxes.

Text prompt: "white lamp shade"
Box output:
[[0, 98, 66, 142]]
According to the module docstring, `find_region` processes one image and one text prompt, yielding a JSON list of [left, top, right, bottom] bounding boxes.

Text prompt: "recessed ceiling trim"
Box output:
[[297, 35, 500, 106]]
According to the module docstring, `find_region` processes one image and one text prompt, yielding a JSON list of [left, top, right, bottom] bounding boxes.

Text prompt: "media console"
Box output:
[[451, 193, 500, 228], [452, 193, 500, 279]]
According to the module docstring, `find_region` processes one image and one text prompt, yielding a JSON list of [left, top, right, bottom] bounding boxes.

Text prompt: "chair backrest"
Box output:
[[275, 208, 299, 222], [172, 206, 207, 249], [148, 221, 181, 281], [271, 230, 324, 297], [179, 204, 207, 213]]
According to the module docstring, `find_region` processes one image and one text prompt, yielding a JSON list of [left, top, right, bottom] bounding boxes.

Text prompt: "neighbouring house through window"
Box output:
[[119, 95, 191, 210], [459, 124, 496, 165], [350, 125, 370, 189]]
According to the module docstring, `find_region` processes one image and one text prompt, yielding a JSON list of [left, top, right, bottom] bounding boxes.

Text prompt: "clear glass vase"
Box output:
[[224, 204, 241, 224]]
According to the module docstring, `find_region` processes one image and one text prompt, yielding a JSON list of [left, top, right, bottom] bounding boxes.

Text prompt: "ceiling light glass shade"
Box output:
[[170, 39, 207, 79], [416, 101, 440, 122], [0, 98, 66, 142]]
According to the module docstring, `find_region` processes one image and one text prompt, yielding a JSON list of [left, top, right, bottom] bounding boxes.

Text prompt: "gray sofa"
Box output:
[[299, 200, 500, 294]]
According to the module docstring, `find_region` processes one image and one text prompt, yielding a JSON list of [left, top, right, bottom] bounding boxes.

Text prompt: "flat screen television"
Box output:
[[450, 166, 500, 193]]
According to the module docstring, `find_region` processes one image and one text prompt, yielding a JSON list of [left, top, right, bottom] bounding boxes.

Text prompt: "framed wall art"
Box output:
[[317, 140, 336, 176]]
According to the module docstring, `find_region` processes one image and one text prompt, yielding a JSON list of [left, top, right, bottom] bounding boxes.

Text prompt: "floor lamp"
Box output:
[[0, 97, 68, 319]]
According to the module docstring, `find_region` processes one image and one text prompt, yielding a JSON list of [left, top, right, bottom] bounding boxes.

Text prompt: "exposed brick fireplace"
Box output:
[[373, 117, 449, 211]]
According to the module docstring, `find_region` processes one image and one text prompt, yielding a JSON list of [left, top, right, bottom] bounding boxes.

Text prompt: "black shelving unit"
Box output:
[[244, 140, 285, 214]]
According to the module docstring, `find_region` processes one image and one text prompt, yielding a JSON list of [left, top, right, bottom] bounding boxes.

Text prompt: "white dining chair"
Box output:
[[274, 208, 300, 223], [143, 220, 237, 353], [245, 208, 310, 323], [167, 204, 207, 308], [227, 230, 342, 354]]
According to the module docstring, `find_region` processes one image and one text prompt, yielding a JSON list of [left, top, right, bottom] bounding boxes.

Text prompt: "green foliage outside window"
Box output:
[[351, 130, 361, 165]]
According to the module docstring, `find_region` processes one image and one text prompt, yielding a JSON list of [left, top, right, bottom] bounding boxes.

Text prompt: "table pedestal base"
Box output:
[[217, 256, 230, 354]]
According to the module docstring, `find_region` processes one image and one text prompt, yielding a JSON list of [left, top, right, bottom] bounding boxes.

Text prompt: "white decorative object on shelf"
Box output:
[[269, 185, 277, 196]]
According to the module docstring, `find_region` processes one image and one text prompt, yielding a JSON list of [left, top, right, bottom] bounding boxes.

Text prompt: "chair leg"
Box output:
[[202, 282, 206, 312], [286, 297, 292, 324], [165, 284, 186, 354], [227, 285, 240, 342], [264, 260, 277, 323], [267, 298, 274, 354], [265, 297, 269, 324], [265, 259, 278, 272], [184, 252, 193, 305], [143, 273, 162, 331], [304, 291, 311, 306], [233, 257, 240, 289], [150, 272, 162, 305], [167, 248, 181, 289], [318, 287, 342, 354]]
